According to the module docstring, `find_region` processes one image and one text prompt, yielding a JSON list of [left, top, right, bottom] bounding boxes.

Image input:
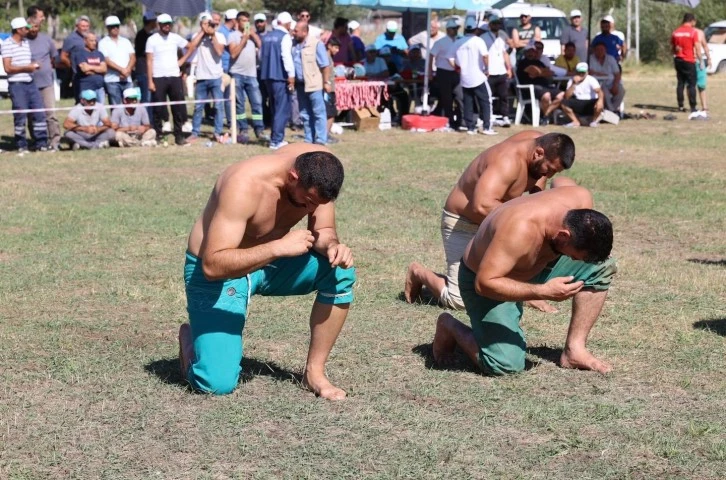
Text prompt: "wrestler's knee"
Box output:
[[315, 265, 356, 305], [479, 348, 526, 375], [189, 360, 241, 395]]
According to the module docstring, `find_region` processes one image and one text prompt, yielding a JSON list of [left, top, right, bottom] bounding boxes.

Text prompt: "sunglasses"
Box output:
[[299, 14, 310, 18], [254, 19, 264, 23], [520, 14, 530, 18], [159, 22, 172, 26]]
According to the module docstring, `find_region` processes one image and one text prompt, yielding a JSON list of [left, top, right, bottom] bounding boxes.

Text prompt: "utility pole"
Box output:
[[19, 0, 24, 17], [635, 0, 640, 63], [627, 0, 632, 61]]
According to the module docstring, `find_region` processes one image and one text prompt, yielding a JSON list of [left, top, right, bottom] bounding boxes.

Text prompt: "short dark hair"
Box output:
[[294, 151, 345, 201], [27, 5, 42, 18], [683, 13, 695, 23], [333, 17, 348, 30], [238, 11, 250, 19], [563, 209, 613, 263], [534, 133, 575, 169], [299, 8, 310, 15], [564, 41, 576, 49], [328, 37, 340, 47]]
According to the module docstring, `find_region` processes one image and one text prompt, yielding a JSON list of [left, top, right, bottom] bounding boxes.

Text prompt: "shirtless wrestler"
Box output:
[[180, 144, 356, 400], [433, 182, 617, 375], [405, 131, 575, 313]]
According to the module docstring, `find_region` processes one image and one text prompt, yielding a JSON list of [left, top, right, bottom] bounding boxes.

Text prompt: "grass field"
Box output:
[[1, 71, 724, 479]]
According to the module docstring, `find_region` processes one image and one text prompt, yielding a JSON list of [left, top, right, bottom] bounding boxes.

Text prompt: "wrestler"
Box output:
[[405, 131, 575, 313], [179, 144, 355, 399]]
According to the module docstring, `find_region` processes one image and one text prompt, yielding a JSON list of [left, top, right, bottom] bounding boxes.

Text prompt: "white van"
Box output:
[[705, 21, 726, 74], [467, 2, 568, 61]]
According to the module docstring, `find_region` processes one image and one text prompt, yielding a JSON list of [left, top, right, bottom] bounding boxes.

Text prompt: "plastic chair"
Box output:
[[514, 77, 540, 127]]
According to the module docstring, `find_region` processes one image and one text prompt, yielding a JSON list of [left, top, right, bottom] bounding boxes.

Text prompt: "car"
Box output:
[[705, 20, 726, 74], [466, 2, 569, 62]]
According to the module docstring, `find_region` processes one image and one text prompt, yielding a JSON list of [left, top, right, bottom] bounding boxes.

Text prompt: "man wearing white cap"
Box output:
[[134, 12, 157, 122], [374, 20, 408, 71], [218, 9, 238, 128], [560, 9, 588, 63], [561, 62, 604, 128], [348, 20, 365, 61], [408, 14, 445, 58], [2, 16, 49, 152], [592, 16, 625, 64], [27, 15, 60, 150], [111, 87, 157, 147], [99, 15, 136, 106], [146, 13, 200, 146], [453, 17, 496, 135], [430, 18, 463, 129], [260, 11, 296, 150], [63, 89, 115, 150], [512, 7, 541, 57]]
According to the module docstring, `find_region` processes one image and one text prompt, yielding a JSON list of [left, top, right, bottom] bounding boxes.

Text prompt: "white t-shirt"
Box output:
[[194, 32, 226, 80], [309, 25, 322, 40], [567, 75, 601, 100], [408, 29, 445, 56], [146, 32, 188, 78], [486, 36, 508, 76], [98, 36, 135, 83], [429, 35, 457, 71], [454, 35, 488, 88], [228, 31, 257, 77]]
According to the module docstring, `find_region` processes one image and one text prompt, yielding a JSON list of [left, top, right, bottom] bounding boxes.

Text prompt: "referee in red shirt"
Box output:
[[671, 13, 701, 114]]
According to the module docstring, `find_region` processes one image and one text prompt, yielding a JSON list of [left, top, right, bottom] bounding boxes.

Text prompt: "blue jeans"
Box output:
[[296, 85, 328, 145], [8, 81, 48, 149], [223, 82, 232, 127], [232, 74, 264, 135], [193, 78, 224, 136], [105, 80, 132, 105], [265, 79, 291, 145]]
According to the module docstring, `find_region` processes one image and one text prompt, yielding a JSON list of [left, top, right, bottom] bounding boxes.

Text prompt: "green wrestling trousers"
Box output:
[[184, 251, 356, 395], [458, 256, 617, 375]]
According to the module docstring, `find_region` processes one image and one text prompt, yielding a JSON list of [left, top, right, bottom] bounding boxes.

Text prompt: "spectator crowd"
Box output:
[[0, 6, 712, 152]]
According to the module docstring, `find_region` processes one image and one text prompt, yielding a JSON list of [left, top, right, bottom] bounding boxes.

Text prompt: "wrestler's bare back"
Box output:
[[463, 186, 594, 282], [187, 143, 332, 257], [444, 130, 546, 220]]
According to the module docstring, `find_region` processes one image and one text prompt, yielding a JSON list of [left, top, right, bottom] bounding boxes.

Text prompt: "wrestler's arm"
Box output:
[[200, 178, 313, 280], [475, 220, 583, 301], [550, 176, 578, 188], [465, 157, 518, 223], [308, 202, 354, 268], [529, 176, 548, 194]]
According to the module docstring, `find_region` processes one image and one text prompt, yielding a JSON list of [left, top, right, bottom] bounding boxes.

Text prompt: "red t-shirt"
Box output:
[[671, 25, 698, 63]]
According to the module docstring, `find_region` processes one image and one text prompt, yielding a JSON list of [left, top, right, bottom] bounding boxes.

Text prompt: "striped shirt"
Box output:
[[1, 37, 33, 82]]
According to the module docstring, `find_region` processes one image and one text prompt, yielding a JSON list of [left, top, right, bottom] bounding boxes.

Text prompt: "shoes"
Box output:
[[458, 125, 468, 131], [162, 121, 172, 133], [475, 118, 483, 128], [215, 133, 231, 144], [540, 117, 550, 126], [255, 131, 271, 142], [564, 122, 580, 128], [466, 130, 477, 135], [182, 120, 193, 133], [72, 142, 81, 151], [677, 106, 686, 113], [236, 134, 251, 144], [688, 110, 707, 120], [481, 129, 498, 136], [141, 140, 158, 147], [175, 137, 191, 146], [589, 121, 600, 128], [500, 117, 511, 128], [98, 141, 110, 149], [269, 141, 289, 150], [186, 135, 200, 144], [17, 147, 29, 155], [325, 137, 340, 144]]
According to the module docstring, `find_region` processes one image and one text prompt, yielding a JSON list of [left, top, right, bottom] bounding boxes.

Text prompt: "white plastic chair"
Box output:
[[514, 78, 540, 127]]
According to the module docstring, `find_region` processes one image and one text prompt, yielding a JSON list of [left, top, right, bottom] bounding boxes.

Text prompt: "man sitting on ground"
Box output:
[[516, 44, 563, 125], [555, 42, 580, 76], [405, 131, 575, 313], [589, 42, 625, 113], [110, 87, 157, 147], [561, 62, 604, 128], [63, 89, 115, 150], [433, 182, 617, 375], [179, 144, 356, 399]]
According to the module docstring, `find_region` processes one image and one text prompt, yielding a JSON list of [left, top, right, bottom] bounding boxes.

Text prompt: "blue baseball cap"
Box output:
[[80, 90, 97, 101]]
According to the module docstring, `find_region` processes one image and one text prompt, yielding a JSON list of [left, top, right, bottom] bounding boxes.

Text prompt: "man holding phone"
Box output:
[[2, 16, 49, 152]]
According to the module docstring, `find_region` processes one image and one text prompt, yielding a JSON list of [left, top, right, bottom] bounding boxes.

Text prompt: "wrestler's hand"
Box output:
[[276, 229, 314, 257], [538, 276, 584, 301], [327, 243, 353, 268]]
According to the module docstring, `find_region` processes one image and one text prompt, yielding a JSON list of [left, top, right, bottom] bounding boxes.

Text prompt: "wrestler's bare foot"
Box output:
[[432, 313, 457, 366], [560, 346, 612, 374], [525, 299, 559, 313], [303, 369, 347, 400], [178, 323, 195, 380], [404, 262, 424, 303]]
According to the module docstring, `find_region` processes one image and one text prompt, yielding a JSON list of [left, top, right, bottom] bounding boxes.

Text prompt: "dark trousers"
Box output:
[[487, 74, 510, 118], [9, 81, 48, 150], [259, 74, 272, 127], [674, 57, 697, 111], [152, 76, 186, 144], [265, 79, 291, 145], [462, 81, 492, 131], [433, 69, 462, 128]]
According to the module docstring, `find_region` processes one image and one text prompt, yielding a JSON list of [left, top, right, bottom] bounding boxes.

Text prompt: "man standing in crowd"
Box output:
[[592, 16, 625, 64], [63, 89, 115, 150], [348, 20, 365, 61], [99, 15, 135, 106], [260, 11, 296, 150], [482, 15, 512, 127], [218, 9, 238, 128], [408, 15, 445, 57], [511, 7, 541, 57], [671, 13, 701, 115], [329, 17, 356, 64], [60, 15, 92, 101], [253, 13, 272, 128], [146, 13, 198, 146], [325, 38, 340, 140], [405, 132, 572, 312], [189, 13, 228, 144], [589, 43, 625, 113], [561, 62, 604, 128], [430, 18, 462, 131], [454, 17, 496, 136], [135, 12, 157, 119], [111, 87, 157, 147], [27, 15, 60, 151], [293, 20, 331, 146], [695, 21, 710, 118], [2, 17, 48, 153], [72, 32, 107, 104], [298, 8, 322, 39], [228, 11, 265, 144], [560, 9, 588, 64]]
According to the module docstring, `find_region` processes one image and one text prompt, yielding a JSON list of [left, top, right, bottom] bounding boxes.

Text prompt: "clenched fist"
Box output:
[[538, 276, 584, 301], [276, 230, 315, 257]]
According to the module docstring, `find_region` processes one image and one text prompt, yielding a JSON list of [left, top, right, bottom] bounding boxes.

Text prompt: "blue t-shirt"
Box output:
[[591, 33, 623, 61], [373, 33, 408, 70], [218, 24, 232, 72], [62, 30, 86, 73], [351, 35, 365, 61], [72, 48, 106, 90]]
